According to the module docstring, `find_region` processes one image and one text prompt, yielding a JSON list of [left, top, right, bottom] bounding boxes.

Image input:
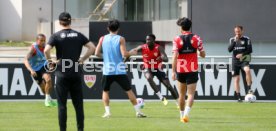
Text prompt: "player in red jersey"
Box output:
[[130, 34, 179, 106], [172, 17, 206, 123]]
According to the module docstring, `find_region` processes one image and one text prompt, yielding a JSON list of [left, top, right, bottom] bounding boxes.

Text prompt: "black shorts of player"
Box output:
[[33, 67, 48, 85], [144, 68, 168, 81], [102, 75, 132, 91], [232, 61, 250, 76], [177, 72, 198, 85]]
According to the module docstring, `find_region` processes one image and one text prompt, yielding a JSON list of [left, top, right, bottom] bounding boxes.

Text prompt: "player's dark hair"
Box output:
[[36, 34, 45, 40], [108, 19, 120, 32], [59, 21, 71, 26], [177, 17, 192, 31], [235, 25, 243, 30], [147, 34, 156, 41]]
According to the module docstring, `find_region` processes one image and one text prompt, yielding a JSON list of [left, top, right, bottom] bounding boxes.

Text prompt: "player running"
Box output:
[[24, 34, 57, 107], [129, 34, 179, 106], [95, 19, 146, 118], [172, 17, 205, 123], [228, 25, 253, 102]]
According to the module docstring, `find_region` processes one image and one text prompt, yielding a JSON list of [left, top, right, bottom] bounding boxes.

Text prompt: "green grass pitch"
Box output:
[[0, 101, 276, 131]]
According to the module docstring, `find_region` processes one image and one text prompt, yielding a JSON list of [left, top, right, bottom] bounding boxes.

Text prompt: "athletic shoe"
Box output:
[[50, 100, 57, 107], [102, 112, 111, 118], [162, 97, 168, 106], [45, 101, 51, 107], [136, 112, 147, 118], [45, 100, 57, 107], [248, 89, 254, 94], [181, 115, 189, 123], [237, 98, 243, 102]]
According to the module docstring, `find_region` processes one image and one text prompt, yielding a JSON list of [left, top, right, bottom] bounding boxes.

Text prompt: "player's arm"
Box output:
[[95, 36, 104, 58], [44, 34, 56, 61], [120, 37, 136, 58], [242, 39, 253, 55], [199, 50, 206, 58], [24, 47, 37, 77], [172, 51, 178, 81], [79, 42, 95, 64], [158, 46, 168, 62], [195, 35, 206, 58], [44, 44, 58, 71], [124, 45, 142, 62], [129, 45, 142, 55], [228, 38, 235, 52], [171, 37, 179, 81], [44, 44, 53, 61], [198, 45, 206, 58]]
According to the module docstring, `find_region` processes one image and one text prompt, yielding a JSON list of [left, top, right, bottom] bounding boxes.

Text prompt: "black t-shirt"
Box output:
[[48, 29, 89, 77], [228, 36, 252, 62]]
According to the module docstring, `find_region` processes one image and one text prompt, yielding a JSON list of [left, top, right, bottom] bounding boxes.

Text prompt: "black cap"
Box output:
[[59, 12, 71, 22]]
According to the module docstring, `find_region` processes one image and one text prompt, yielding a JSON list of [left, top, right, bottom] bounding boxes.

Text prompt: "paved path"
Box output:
[[0, 47, 88, 62]]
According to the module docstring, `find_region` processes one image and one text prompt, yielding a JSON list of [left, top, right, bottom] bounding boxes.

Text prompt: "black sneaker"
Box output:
[[237, 98, 243, 102], [248, 89, 254, 94]]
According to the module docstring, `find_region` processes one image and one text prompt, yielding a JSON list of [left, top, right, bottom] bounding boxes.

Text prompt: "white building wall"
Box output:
[[22, 0, 51, 41], [0, 0, 22, 41]]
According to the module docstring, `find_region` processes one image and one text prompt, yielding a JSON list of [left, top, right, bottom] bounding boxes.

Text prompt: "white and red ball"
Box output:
[[136, 98, 145, 109], [244, 94, 257, 103]]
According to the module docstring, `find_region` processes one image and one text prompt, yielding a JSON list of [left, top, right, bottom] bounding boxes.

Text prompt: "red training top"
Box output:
[[141, 43, 162, 69], [173, 31, 204, 73]]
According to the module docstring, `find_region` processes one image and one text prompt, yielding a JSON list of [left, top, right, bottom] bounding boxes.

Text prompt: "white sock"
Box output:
[[45, 94, 51, 101], [105, 106, 110, 114], [134, 104, 141, 113], [180, 111, 184, 119], [184, 106, 191, 116], [156, 92, 163, 100]]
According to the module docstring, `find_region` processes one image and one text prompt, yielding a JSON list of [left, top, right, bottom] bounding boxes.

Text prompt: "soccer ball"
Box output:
[[136, 98, 145, 109], [244, 94, 257, 103]]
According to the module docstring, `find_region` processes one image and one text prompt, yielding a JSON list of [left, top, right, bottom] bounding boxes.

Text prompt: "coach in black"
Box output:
[[228, 25, 253, 102], [44, 12, 95, 131]]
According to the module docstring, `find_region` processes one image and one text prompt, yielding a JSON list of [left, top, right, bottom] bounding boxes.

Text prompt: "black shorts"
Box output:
[[102, 75, 131, 91], [232, 61, 250, 76], [177, 72, 198, 85], [144, 68, 168, 81], [33, 67, 48, 85]]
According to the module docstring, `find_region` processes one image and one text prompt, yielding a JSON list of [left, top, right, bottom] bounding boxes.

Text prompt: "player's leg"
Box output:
[[69, 77, 84, 131], [34, 70, 45, 94], [182, 83, 196, 123], [39, 80, 46, 94], [243, 63, 253, 93], [232, 63, 243, 102], [35, 70, 49, 106], [117, 75, 146, 118], [42, 73, 56, 106], [144, 69, 166, 105], [101, 75, 113, 118], [157, 70, 179, 105], [234, 75, 242, 102], [177, 81, 187, 120], [42, 73, 51, 96], [181, 72, 198, 123], [55, 76, 69, 131]]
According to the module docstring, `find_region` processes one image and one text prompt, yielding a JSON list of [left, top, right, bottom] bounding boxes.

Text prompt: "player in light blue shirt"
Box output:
[[24, 34, 56, 107], [95, 19, 146, 118]]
